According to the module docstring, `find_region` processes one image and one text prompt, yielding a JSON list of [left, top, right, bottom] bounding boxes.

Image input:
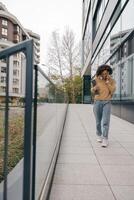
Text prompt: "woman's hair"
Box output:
[[96, 64, 113, 76]]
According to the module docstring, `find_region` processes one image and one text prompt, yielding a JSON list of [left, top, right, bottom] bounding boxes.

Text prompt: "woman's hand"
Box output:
[[94, 85, 99, 91], [105, 75, 111, 84]]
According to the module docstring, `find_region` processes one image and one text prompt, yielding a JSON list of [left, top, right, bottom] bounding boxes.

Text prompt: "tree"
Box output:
[[61, 28, 81, 103], [73, 75, 82, 103], [63, 75, 82, 103], [47, 31, 64, 84], [46, 28, 82, 103]]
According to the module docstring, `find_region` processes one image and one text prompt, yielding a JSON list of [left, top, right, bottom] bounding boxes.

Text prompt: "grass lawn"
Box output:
[[0, 108, 24, 183]]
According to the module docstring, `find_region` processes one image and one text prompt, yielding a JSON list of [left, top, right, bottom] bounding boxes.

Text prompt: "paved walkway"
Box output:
[[49, 104, 134, 200]]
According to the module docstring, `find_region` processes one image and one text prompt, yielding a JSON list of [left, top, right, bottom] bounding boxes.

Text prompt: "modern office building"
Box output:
[[82, 0, 134, 123], [0, 2, 40, 104]]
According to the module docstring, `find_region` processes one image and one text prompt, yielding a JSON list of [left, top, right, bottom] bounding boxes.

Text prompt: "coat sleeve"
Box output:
[[91, 81, 97, 94], [107, 79, 116, 95]]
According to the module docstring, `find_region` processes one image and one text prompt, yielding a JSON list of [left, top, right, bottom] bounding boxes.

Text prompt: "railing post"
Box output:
[[23, 40, 34, 200], [32, 65, 38, 200], [3, 57, 10, 200]]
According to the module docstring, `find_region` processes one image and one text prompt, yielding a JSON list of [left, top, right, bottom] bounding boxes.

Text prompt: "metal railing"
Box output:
[[0, 39, 34, 200], [34, 65, 68, 200], [0, 39, 68, 200]]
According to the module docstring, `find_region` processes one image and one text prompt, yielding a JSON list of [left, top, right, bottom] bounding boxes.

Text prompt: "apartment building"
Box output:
[[0, 2, 40, 104]]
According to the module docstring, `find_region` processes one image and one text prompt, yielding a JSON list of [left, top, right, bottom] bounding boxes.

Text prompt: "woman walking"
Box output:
[[91, 64, 116, 147]]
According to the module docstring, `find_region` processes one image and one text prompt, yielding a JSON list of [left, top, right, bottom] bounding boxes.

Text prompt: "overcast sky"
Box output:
[[1, 0, 82, 64]]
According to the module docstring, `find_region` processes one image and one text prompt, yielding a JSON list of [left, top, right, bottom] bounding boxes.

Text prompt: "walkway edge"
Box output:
[[39, 104, 69, 200]]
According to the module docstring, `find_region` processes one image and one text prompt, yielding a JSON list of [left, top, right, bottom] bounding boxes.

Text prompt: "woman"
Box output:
[[91, 64, 116, 147]]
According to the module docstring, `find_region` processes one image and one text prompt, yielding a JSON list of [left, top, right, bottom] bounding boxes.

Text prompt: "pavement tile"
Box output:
[[53, 164, 108, 185], [59, 146, 93, 154], [102, 165, 134, 185], [50, 185, 115, 200], [94, 148, 129, 156], [111, 186, 134, 200], [57, 154, 98, 164], [97, 155, 134, 165]]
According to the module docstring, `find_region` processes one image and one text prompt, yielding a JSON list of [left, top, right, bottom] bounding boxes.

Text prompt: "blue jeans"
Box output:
[[93, 100, 111, 138]]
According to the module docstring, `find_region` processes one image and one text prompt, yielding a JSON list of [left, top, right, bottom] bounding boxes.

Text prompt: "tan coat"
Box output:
[[91, 76, 116, 100]]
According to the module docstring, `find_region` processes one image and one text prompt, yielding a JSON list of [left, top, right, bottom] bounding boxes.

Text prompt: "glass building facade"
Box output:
[[82, 0, 134, 123]]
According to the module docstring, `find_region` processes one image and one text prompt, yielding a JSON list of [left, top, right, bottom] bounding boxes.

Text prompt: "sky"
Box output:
[[1, 0, 82, 65]]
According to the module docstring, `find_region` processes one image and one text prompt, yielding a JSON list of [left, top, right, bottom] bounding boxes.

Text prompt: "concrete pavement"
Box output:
[[49, 104, 134, 200]]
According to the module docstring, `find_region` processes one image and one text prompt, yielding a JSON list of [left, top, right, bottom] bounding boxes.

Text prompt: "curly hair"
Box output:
[[96, 64, 113, 76]]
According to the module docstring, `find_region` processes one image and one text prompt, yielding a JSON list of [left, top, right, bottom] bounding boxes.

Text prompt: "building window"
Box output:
[[14, 25, 20, 33], [128, 35, 134, 56], [14, 34, 20, 42], [13, 88, 19, 93], [93, 0, 109, 40], [14, 53, 20, 59], [13, 69, 17, 76], [13, 78, 19, 84], [13, 69, 19, 76], [0, 86, 6, 92], [84, 3, 92, 64], [2, 19, 8, 26], [1, 76, 6, 83], [17, 26, 20, 33], [13, 60, 19, 67], [93, 0, 103, 39], [2, 28, 7, 36], [1, 67, 6, 73]]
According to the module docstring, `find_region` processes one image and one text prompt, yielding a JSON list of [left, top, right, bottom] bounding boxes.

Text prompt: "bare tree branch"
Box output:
[[47, 31, 64, 83]]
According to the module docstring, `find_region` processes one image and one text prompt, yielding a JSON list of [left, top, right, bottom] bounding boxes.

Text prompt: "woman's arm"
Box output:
[[91, 79, 100, 94], [106, 78, 116, 95]]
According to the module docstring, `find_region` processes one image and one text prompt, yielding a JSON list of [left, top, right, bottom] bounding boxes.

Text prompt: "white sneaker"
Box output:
[[97, 136, 102, 143], [101, 138, 108, 147]]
